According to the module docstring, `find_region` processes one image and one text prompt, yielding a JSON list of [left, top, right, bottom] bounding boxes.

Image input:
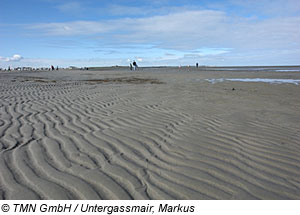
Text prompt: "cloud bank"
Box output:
[[28, 9, 300, 52]]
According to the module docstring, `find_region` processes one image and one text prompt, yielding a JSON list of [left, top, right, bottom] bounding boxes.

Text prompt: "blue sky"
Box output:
[[1, 0, 300, 67]]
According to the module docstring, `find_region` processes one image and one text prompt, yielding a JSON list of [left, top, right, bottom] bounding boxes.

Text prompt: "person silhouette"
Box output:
[[132, 61, 138, 70]]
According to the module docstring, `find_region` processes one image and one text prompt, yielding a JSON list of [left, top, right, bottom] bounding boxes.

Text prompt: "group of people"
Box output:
[[129, 61, 138, 70], [51, 65, 59, 71]]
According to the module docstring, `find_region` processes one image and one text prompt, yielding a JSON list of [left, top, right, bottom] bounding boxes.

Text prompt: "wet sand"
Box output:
[[0, 67, 300, 199]]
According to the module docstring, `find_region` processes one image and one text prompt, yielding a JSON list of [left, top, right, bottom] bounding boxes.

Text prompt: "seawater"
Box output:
[[205, 78, 300, 85]]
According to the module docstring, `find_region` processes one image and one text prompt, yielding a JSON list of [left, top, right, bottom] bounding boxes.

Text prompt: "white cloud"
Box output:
[[229, 0, 300, 17], [27, 10, 226, 37], [29, 21, 113, 36], [0, 54, 23, 62], [28, 9, 300, 51], [107, 5, 148, 16], [57, 2, 82, 13]]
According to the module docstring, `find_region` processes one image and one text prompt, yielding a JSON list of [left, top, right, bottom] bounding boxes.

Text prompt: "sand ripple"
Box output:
[[0, 78, 300, 199]]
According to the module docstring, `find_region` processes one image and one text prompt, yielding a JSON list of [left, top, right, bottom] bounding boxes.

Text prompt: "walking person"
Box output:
[[132, 61, 138, 70]]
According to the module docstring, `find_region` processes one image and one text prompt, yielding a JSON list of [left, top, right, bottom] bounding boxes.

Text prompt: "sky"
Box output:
[[0, 0, 300, 67]]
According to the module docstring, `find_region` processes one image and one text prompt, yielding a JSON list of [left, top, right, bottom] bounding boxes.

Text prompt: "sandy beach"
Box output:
[[0, 66, 300, 199]]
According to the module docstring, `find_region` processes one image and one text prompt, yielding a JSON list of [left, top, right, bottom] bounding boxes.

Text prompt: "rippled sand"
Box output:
[[0, 67, 300, 199]]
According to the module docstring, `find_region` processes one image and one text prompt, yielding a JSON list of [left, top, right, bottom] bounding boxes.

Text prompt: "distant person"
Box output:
[[132, 61, 138, 70], [130, 63, 133, 70], [8, 66, 11, 71], [196, 63, 199, 68], [51, 65, 55, 71], [56, 66, 58, 70]]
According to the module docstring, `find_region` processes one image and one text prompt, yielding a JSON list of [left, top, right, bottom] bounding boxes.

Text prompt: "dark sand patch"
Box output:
[[84, 77, 164, 84]]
